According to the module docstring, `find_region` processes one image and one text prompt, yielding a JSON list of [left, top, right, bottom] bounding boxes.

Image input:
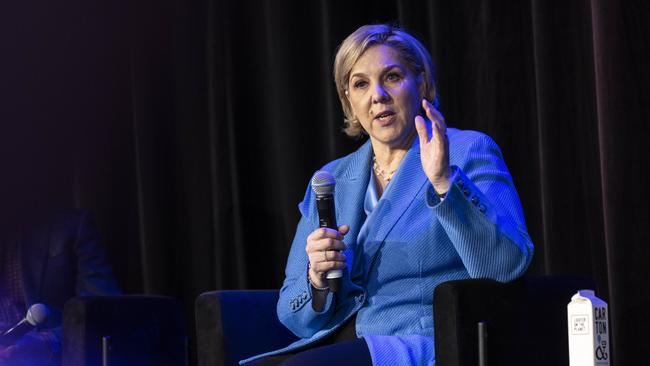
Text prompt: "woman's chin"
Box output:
[[370, 129, 415, 149]]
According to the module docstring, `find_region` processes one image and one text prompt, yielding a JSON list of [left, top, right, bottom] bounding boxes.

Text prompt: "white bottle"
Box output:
[[567, 289, 610, 366]]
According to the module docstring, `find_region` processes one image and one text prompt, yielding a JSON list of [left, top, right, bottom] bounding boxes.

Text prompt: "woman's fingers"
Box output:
[[338, 224, 350, 235], [306, 225, 349, 275], [306, 225, 349, 286], [310, 250, 347, 265], [418, 99, 448, 149], [311, 258, 347, 273], [309, 249, 345, 263], [307, 226, 349, 250], [308, 227, 342, 241], [308, 246, 347, 274], [423, 99, 446, 131], [307, 237, 347, 252], [322, 250, 346, 262], [423, 99, 446, 142], [415, 115, 429, 146], [418, 99, 451, 194], [420, 98, 447, 145]]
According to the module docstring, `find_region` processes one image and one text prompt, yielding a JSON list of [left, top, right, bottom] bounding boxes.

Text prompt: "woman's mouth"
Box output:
[[374, 111, 396, 125]]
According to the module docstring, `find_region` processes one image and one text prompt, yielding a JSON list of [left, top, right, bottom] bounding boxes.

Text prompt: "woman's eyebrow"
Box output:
[[350, 64, 402, 80], [381, 64, 402, 72]]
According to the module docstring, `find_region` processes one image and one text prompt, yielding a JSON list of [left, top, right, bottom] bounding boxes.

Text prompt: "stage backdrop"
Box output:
[[2, 0, 648, 364]]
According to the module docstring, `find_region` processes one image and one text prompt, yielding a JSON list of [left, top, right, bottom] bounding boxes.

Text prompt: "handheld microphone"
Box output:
[[0, 303, 49, 346], [311, 170, 342, 292]]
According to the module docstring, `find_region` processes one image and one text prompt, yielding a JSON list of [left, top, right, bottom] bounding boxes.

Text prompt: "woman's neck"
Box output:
[[373, 146, 408, 173], [370, 131, 415, 196], [370, 130, 415, 173]]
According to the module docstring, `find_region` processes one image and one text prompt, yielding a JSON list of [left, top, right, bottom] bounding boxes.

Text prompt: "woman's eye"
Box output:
[[386, 73, 401, 82], [353, 80, 368, 89]]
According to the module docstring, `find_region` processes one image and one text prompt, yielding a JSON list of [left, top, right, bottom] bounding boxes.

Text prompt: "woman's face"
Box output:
[[347, 44, 423, 149]]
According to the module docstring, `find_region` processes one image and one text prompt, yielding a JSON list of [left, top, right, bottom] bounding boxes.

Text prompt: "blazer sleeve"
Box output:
[[275, 184, 337, 339], [427, 132, 534, 282], [73, 211, 122, 297]]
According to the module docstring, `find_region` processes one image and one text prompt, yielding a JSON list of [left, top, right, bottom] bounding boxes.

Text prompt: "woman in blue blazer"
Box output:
[[244, 24, 534, 366]]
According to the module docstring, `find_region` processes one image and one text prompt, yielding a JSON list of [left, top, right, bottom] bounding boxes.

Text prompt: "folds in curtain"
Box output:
[[8, 0, 647, 363]]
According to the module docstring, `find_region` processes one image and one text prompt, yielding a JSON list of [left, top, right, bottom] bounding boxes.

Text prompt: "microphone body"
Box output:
[[0, 303, 49, 346], [311, 171, 342, 292]]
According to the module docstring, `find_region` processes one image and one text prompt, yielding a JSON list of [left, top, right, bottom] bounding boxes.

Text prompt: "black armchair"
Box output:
[[433, 276, 595, 366], [62, 295, 187, 366], [195, 290, 298, 366], [196, 276, 594, 366]]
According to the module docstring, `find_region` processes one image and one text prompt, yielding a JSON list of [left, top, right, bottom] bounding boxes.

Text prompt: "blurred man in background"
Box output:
[[0, 209, 122, 366], [0, 121, 121, 365]]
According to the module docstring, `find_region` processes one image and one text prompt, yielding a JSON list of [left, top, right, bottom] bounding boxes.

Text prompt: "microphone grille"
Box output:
[[26, 303, 49, 326], [311, 170, 335, 195]]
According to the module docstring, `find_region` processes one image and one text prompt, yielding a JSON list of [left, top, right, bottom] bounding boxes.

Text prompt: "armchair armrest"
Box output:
[[62, 295, 186, 366], [433, 276, 595, 366], [195, 290, 298, 366]]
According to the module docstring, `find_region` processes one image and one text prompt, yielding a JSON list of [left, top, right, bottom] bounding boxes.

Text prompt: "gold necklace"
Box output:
[[373, 156, 396, 182]]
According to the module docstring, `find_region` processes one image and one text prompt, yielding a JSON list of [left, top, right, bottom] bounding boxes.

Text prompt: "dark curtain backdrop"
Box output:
[[2, 0, 649, 364]]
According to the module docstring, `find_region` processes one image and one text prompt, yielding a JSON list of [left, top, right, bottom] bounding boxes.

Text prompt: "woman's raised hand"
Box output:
[[415, 99, 451, 195], [306, 225, 349, 289]]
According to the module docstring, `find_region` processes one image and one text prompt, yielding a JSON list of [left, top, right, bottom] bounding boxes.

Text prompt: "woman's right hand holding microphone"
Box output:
[[306, 225, 349, 290]]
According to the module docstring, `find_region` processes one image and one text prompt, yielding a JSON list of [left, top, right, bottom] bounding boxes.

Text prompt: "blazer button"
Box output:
[[463, 188, 471, 197], [456, 179, 465, 188], [302, 292, 308, 300], [471, 196, 479, 206], [478, 204, 487, 213]]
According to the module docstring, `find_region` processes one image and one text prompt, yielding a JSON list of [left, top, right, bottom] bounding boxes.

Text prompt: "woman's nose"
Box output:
[[371, 83, 390, 104]]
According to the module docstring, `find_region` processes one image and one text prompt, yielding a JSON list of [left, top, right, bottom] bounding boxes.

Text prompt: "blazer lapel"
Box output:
[[362, 138, 428, 269], [333, 141, 372, 276]]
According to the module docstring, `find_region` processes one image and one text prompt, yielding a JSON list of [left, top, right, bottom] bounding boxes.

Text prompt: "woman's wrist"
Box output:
[[433, 181, 450, 197], [430, 167, 451, 196]]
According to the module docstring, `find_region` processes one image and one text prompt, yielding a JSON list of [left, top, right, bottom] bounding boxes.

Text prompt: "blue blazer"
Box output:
[[242, 128, 534, 365]]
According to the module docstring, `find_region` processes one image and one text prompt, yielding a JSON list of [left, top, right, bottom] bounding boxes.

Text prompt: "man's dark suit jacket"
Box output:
[[17, 209, 121, 330]]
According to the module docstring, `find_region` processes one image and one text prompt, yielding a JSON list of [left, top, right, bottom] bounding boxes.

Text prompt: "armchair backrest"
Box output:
[[433, 276, 596, 366], [62, 295, 186, 366], [195, 290, 298, 366]]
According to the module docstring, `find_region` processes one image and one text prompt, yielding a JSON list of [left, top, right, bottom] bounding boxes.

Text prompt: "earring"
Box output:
[[345, 116, 360, 127]]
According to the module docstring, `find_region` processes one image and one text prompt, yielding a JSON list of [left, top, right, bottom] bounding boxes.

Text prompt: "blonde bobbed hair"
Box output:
[[334, 24, 439, 138]]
